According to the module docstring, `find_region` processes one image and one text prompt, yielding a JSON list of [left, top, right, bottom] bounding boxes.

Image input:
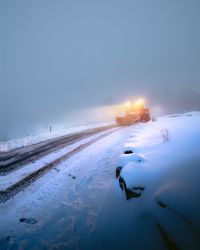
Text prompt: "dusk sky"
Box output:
[[1, 0, 200, 139]]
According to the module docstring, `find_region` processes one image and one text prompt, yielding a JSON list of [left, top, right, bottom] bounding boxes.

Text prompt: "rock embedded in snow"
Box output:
[[118, 175, 145, 200], [19, 218, 38, 225]]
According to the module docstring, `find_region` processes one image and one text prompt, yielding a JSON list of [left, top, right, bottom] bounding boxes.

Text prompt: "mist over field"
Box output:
[[1, 3, 200, 249], [1, 0, 200, 140]]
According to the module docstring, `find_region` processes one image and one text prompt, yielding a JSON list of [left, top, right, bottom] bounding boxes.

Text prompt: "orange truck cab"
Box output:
[[116, 102, 150, 126]]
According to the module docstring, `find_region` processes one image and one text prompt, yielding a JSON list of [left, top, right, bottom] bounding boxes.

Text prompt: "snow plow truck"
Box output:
[[116, 100, 151, 126]]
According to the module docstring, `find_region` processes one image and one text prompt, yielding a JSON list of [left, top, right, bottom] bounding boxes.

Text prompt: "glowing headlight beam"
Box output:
[[135, 98, 144, 106], [125, 101, 131, 107]]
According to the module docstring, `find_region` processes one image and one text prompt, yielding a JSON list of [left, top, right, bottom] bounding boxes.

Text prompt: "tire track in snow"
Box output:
[[0, 128, 121, 203], [0, 125, 117, 175]]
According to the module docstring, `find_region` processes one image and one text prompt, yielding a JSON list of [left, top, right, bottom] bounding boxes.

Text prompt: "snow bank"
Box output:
[[117, 111, 200, 202], [117, 112, 200, 248], [120, 162, 147, 188]]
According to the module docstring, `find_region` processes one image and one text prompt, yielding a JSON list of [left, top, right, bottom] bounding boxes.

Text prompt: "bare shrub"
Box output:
[[160, 128, 170, 142]]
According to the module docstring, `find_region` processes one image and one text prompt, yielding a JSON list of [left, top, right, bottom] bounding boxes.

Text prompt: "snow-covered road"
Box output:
[[0, 127, 119, 200], [0, 114, 200, 250], [0, 125, 141, 249]]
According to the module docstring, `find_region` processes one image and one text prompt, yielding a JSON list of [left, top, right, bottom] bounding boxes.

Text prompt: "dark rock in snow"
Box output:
[[124, 150, 133, 154], [118, 176, 144, 200], [132, 186, 145, 191], [157, 200, 167, 208], [19, 218, 38, 224], [116, 167, 122, 178], [125, 188, 142, 200]]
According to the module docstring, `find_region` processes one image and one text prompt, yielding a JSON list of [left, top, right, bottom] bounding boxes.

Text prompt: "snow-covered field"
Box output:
[[0, 121, 114, 152]]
